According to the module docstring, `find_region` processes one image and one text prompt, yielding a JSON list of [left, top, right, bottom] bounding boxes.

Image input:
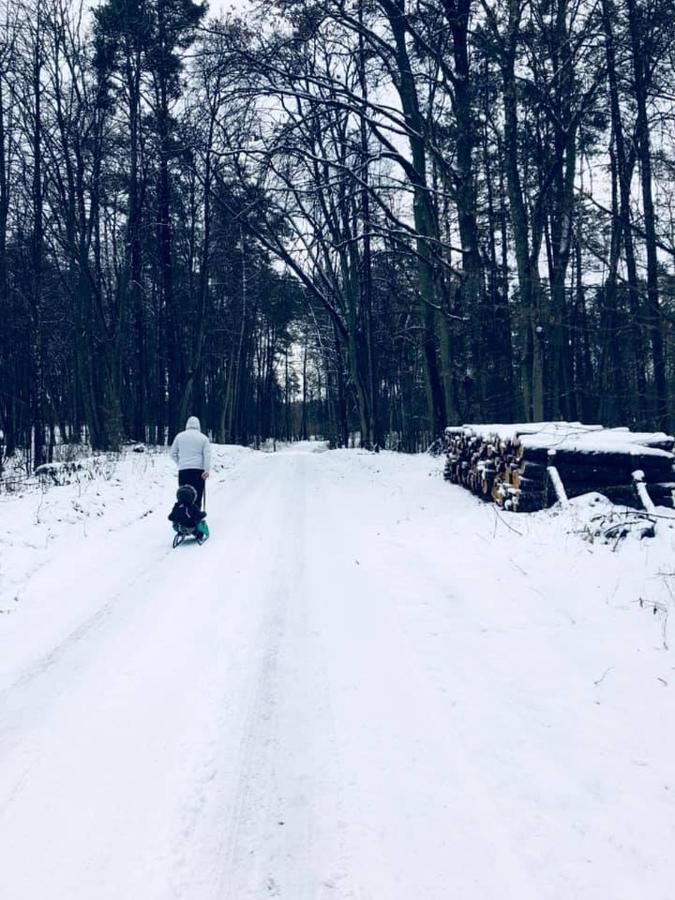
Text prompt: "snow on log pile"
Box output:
[[443, 422, 675, 512]]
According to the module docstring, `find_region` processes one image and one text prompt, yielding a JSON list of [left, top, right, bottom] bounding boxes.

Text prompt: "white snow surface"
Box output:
[[520, 431, 674, 458], [450, 421, 604, 441], [1, 443, 674, 900]]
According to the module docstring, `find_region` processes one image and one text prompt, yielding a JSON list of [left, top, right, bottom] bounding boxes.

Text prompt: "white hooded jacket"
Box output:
[[170, 417, 212, 471]]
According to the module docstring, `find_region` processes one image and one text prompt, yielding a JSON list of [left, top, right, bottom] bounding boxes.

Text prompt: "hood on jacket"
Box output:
[[186, 416, 201, 430]]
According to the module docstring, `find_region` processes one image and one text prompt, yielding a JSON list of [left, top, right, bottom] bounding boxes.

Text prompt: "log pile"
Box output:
[[444, 422, 675, 512]]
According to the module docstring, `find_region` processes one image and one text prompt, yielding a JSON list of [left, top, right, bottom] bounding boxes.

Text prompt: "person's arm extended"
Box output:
[[170, 435, 180, 465], [202, 437, 211, 476]]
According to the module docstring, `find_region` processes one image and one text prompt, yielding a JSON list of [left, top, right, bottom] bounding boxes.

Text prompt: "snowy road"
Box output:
[[1, 445, 674, 899]]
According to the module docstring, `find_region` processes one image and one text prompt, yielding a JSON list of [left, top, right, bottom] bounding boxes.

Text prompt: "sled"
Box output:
[[171, 521, 209, 548]]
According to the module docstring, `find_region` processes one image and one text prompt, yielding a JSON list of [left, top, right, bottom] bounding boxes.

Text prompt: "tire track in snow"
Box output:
[[215, 453, 306, 900], [211, 450, 359, 900], [0, 451, 281, 899], [1, 547, 174, 696], [0, 452, 267, 701]]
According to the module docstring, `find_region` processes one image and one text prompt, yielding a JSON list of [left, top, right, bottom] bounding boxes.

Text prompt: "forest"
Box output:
[[1, 0, 674, 467]]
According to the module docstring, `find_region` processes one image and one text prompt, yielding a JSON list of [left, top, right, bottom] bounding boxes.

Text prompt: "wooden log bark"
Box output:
[[445, 422, 675, 513], [520, 444, 672, 470]]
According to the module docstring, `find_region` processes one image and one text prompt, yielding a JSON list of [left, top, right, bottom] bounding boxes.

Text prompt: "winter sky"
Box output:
[[207, 0, 255, 17]]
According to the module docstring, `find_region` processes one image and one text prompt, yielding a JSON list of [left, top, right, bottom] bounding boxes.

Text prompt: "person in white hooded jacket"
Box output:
[[170, 416, 211, 508]]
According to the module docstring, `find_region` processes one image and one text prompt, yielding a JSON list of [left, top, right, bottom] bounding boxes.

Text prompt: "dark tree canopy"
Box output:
[[1, 0, 675, 470]]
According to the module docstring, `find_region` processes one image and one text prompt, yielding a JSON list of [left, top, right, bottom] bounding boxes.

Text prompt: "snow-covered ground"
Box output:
[[1, 443, 674, 899]]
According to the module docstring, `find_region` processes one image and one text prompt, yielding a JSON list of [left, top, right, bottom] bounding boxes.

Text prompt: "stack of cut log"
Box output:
[[444, 422, 675, 512]]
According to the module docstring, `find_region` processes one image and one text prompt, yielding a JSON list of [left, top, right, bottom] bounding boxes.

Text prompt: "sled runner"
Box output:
[[171, 521, 209, 548]]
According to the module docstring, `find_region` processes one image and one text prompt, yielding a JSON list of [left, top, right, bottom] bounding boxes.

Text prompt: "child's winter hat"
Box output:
[[177, 485, 198, 504]]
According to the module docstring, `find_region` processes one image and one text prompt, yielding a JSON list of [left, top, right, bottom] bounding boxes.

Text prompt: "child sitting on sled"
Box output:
[[168, 484, 209, 545]]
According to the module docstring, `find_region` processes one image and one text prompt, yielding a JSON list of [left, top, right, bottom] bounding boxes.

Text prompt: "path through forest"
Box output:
[[1, 444, 674, 899]]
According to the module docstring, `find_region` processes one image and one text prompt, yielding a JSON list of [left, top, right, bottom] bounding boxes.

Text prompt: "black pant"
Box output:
[[179, 468, 205, 509]]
